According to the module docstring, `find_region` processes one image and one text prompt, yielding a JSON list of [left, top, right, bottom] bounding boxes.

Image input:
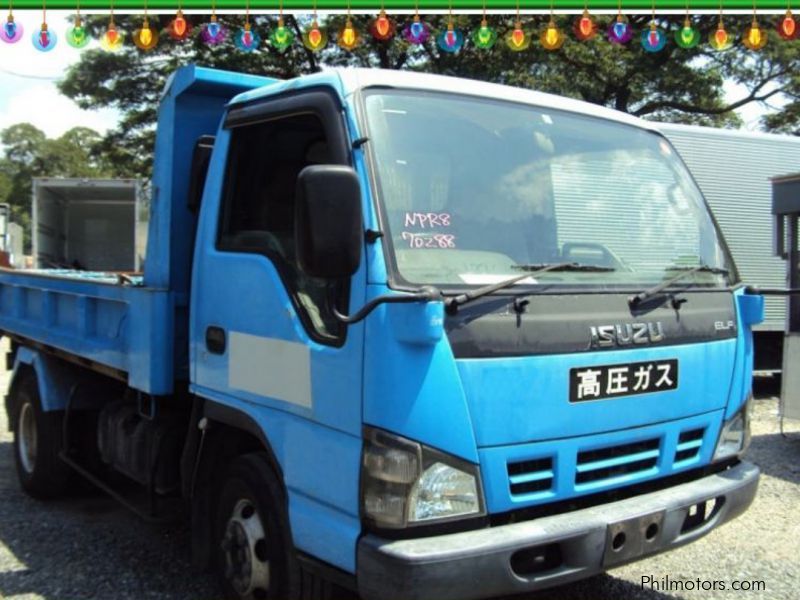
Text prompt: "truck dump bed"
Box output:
[[0, 268, 172, 393], [32, 178, 145, 272], [0, 66, 273, 395]]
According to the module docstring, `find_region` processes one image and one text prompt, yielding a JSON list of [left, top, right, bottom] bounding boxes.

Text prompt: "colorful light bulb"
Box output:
[[779, 9, 798, 39], [505, 21, 530, 51], [201, 15, 227, 45], [134, 17, 159, 51], [403, 15, 430, 45], [66, 17, 90, 48], [540, 19, 564, 51], [608, 15, 632, 45], [1, 13, 22, 43], [675, 16, 700, 49], [269, 18, 294, 52], [32, 22, 56, 51], [573, 9, 596, 41], [472, 18, 497, 49], [168, 9, 192, 41], [235, 22, 260, 51], [338, 18, 360, 50], [641, 23, 666, 52], [66, 25, 88, 48], [173, 12, 187, 36], [437, 23, 463, 53], [100, 19, 124, 52], [302, 20, 327, 52], [3, 17, 16, 39], [743, 18, 768, 50], [370, 10, 395, 41], [709, 19, 732, 51]]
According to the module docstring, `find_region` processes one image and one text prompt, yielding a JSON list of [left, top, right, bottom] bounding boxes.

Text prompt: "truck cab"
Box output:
[[2, 66, 761, 600]]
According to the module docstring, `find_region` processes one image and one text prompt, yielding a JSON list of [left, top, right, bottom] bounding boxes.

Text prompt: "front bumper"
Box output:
[[358, 461, 759, 600]]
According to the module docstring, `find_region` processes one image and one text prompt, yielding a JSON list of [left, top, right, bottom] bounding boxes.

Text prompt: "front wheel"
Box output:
[[214, 453, 336, 600]]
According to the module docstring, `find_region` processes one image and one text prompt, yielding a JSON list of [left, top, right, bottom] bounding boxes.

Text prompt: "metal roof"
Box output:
[[650, 121, 800, 142], [32, 179, 140, 203]]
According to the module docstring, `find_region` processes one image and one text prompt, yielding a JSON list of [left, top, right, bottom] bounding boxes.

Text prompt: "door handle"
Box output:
[[205, 326, 226, 354]]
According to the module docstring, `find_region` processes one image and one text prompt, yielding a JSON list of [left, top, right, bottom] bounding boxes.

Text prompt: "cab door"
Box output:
[[189, 88, 365, 573]]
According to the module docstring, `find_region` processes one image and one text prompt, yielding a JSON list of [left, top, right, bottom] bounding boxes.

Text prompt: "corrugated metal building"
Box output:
[[658, 123, 800, 369]]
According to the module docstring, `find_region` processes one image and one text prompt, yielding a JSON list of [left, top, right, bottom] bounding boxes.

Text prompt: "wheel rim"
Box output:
[[18, 402, 37, 475], [221, 498, 271, 598]]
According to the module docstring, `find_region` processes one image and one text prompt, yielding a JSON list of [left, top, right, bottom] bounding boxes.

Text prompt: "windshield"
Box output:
[[362, 90, 734, 291]]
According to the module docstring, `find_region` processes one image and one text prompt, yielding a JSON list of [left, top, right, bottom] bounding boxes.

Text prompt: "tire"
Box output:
[[214, 452, 336, 600], [11, 369, 71, 499]]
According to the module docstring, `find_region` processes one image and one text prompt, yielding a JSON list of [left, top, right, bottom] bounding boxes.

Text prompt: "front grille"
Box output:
[[507, 457, 554, 496], [674, 427, 705, 463], [575, 438, 660, 486], [493, 418, 714, 513]]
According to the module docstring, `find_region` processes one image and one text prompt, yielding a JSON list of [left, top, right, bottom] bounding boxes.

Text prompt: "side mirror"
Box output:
[[295, 165, 363, 279]]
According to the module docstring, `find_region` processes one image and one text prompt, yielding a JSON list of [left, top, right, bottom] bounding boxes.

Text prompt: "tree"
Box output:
[[0, 123, 111, 249], [59, 13, 800, 180], [762, 66, 800, 133]]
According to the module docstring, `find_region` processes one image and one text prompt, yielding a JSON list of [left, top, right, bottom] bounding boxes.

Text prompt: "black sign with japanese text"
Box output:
[[569, 359, 679, 403]]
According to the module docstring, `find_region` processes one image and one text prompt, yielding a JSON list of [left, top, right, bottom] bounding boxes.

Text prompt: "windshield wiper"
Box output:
[[512, 263, 616, 273], [445, 262, 613, 314], [629, 264, 729, 307]]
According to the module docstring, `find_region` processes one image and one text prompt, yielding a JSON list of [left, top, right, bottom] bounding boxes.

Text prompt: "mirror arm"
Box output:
[[330, 286, 441, 324], [744, 285, 800, 296]]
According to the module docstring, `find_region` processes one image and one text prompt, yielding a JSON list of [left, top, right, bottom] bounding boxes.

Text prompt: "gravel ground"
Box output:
[[0, 363, 798, 600]]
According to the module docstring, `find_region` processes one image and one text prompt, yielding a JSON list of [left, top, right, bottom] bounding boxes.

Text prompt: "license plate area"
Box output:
[[570, 359, 678, 403], [603, 511, 665, 567]]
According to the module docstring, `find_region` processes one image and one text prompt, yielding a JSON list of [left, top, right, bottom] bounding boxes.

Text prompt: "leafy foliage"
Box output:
[[0, 124, 111, 249]]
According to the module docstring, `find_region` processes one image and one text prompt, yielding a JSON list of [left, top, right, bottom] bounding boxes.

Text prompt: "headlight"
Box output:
[[361, 427, 485, 529], [713, 398, 752, 461], [408, 462, 480, 522]]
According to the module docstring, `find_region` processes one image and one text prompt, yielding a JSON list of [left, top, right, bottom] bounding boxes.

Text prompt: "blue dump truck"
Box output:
[[1, 65, 764, 600]]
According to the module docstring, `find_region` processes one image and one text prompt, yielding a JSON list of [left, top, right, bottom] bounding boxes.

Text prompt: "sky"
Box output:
[[0, 11, 782, 140], [0, 12, 119, 138]]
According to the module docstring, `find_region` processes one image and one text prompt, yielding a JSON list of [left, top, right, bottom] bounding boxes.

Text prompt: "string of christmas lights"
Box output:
[[2, 4, 799, 53]]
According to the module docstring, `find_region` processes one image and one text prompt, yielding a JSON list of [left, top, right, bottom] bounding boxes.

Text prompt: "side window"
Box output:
[[218, 113, 346, 342]]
